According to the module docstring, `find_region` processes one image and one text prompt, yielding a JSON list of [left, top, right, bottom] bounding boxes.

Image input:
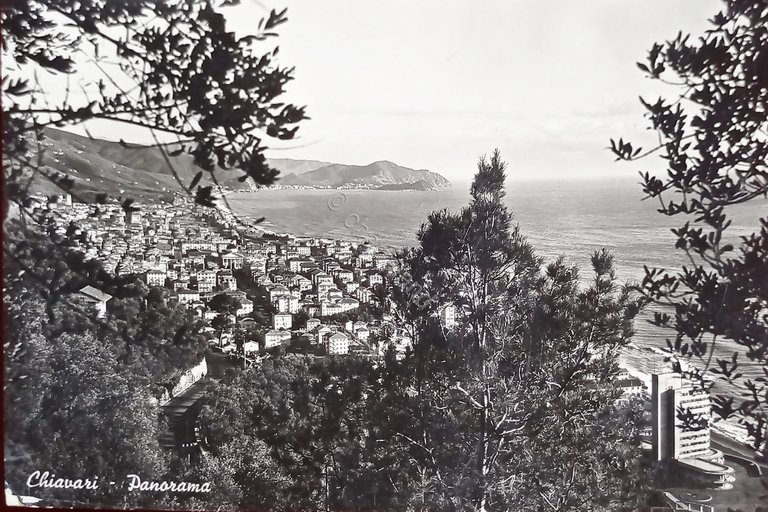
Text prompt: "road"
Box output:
[[711, 430, 767, 478], [159, 379, 212, 450]]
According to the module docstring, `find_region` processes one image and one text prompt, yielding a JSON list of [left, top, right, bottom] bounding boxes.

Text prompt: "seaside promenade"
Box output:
[[711, 432, 766, 474]]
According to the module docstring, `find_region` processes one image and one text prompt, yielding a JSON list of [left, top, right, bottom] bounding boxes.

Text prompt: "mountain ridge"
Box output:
[[25, 129, 451, 200], [276, 160, 451, 190]]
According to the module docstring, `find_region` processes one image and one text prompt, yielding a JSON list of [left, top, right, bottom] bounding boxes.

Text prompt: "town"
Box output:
[[41, 193, 456, 365], [25, 192, 766, 511]]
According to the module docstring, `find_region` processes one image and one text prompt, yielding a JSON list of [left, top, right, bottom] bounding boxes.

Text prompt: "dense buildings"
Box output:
[[36, 195, 412, 359]]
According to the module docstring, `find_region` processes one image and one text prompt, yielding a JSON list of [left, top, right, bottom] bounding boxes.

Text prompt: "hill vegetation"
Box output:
[[27, 128, 254, 202], [267, 158, 333, 176], [27, 130, 450, 202], [278, 159, 451, 190]]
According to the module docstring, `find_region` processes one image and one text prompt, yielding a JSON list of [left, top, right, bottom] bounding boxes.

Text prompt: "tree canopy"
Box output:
[[387, 150, 647, 511], [3, 229, 206, 506], [610, 0, 768, 461], [194, 152, 651, 511], [3, 2, 307, 505], [2, 0, 305, 214]]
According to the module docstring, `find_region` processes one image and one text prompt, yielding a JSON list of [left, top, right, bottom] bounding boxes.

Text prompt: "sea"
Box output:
[[226, 177, 766, 441]]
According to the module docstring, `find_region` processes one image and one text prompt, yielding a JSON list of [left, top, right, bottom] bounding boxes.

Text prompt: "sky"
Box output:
[[233, 0, 722, 182], [46, 0, 723, 183]]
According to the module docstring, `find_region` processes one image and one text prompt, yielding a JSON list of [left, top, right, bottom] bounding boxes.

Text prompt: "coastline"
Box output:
[[257, 185, 453, 192], [221, 198, 758, 454]]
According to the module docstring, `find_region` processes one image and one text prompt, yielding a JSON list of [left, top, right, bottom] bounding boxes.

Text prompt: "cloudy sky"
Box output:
[[232, 0, 721, 182]]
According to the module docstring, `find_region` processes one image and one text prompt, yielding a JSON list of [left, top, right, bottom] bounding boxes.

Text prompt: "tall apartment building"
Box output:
[[674, 387, 712, 459], [651, 372, 711, 461]]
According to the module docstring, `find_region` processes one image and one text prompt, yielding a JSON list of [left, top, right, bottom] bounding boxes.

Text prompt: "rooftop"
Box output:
[[78, 285, 113, 302]]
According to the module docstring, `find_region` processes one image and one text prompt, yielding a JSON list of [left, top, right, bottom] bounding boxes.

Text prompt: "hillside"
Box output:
[[23, 129, 450, 200], [26, 128, 252, 202], [278, 160, 451, 190], [267, 158, 333, 176]]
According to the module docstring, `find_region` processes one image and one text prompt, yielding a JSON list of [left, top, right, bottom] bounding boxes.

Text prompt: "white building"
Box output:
[[674, 387, 713, 460], [145, 269, 166, 287], [317, 282, 334, 300], [236, 299, 253, 317], [317, 325, 332, 344], [439, 304, 456, 329], [614, 377, 645, 398], [197, 280, 215, 293], [651, 372, 736, 489], [288, 258, 308, 273], [652, 373, 711, 461], [335, 269, 354, 284], [373, 257, 395, 270], [176, 289, 200, 304], [221, 251, 244, 269], [273, 313, 293, 330], [291, 275, 312, 292], [320, 301, 343, 317], [356, 287, 372, 303], [76, 285, 113, 318], [247, 254, 267, 272], [276, 294, 300, 314], [269, 284, 290, 302], [265, 329, 291, 349], [197, 269, 217, 287], [217, 272, 237, 291], [181, 241, 215, 253], [328, 332, 349, 355], [385, 335, 412, 360], [337, 297, 360, 313], [243, 340, 260, 354]]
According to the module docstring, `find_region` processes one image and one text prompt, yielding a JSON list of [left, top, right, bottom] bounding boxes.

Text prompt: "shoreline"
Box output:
[[218, 200, 757, 454], [242, 186, 453, 192]]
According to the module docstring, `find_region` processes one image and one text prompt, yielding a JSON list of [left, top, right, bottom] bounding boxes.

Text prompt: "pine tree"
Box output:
[[192, 153, 651, 511], [387, 150, 648, 511]]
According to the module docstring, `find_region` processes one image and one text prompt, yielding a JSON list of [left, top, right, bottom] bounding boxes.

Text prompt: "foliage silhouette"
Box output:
[[610, 0, 768, 462]]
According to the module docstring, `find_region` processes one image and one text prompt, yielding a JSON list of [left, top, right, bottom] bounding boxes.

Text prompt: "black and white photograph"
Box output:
[[2, 0, 767, 510]]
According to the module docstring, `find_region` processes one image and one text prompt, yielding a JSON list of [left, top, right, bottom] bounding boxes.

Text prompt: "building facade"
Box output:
[[652, 373, 711, 461]]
